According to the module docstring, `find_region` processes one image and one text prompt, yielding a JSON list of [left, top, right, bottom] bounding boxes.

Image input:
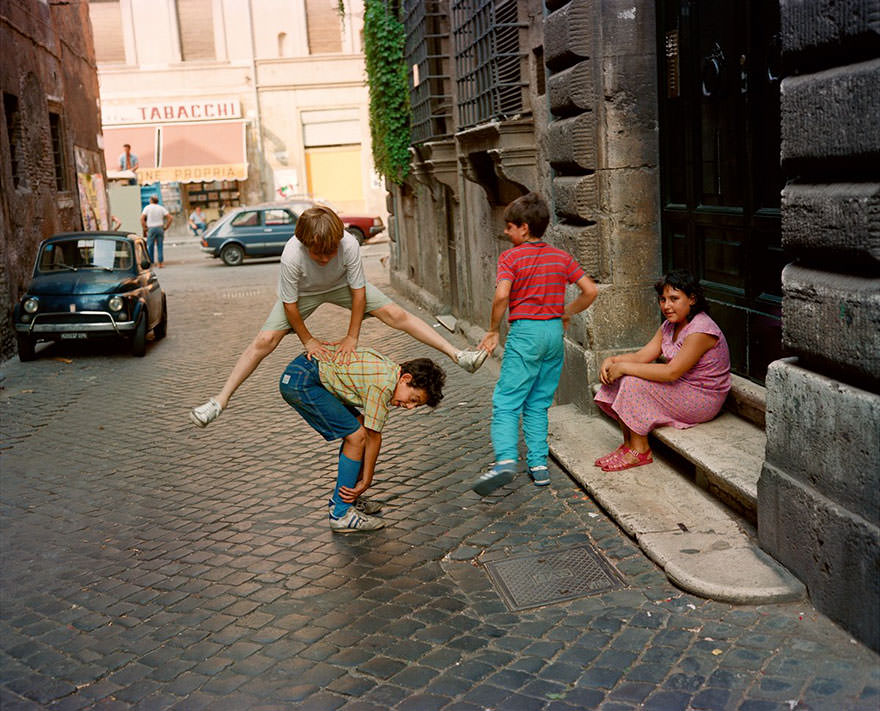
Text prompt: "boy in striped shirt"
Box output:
[[280, 344, 445, 532], [472, 192, 598, 495]]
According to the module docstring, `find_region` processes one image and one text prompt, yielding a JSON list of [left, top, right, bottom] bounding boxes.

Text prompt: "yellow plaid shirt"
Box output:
[[316, 346, 400, 432]]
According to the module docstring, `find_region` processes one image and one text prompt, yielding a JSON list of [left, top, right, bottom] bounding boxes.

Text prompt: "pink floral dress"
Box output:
[[594, 312, 731, 435]]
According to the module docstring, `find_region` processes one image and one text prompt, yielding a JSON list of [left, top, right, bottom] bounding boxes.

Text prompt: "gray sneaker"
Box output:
[[190, 398, 222, 427], [355, 498, 383, 515], [472, 460, 517, 495], [528, 465, 550, 486], [457, 349, 489, 373], [329, 506, 386, 533]]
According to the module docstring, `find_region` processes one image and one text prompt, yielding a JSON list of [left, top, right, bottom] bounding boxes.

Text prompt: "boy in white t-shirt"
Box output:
[[191, 205, 487, 427]]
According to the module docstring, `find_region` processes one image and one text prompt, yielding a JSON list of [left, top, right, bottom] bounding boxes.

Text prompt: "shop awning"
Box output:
[[102, 122, 248, 184]]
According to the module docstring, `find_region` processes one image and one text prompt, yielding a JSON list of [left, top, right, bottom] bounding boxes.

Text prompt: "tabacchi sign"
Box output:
[[103, 98, 241, 125]]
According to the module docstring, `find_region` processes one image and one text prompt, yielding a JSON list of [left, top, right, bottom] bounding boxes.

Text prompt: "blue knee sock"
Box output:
[[331, 452, 362, 518]]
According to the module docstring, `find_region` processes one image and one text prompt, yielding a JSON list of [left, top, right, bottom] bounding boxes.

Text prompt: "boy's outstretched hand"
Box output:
[[333, 335, 358, 364], [478, 330, 499, 355], [304, 337, 332, 361]]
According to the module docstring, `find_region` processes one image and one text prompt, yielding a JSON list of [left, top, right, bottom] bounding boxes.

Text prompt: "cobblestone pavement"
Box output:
[[1, 242, 878, 710]]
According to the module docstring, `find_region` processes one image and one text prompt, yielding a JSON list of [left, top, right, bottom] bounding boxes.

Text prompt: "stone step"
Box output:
[[652, 413, 765, 523], [548, 404, 805, 604]]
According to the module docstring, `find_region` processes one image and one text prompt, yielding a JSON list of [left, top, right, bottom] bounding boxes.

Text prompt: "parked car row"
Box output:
[[13, 232, 168, 361], [200, 198, 385, 266]]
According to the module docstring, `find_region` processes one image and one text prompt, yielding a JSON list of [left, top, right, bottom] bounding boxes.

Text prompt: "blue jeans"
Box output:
[[491, 318, 564, 467], [279, 355, 361, 441], [146, 227, 165, 264]]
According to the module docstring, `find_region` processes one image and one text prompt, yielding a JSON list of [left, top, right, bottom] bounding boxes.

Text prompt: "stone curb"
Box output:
[[548, 403, 806, 604]]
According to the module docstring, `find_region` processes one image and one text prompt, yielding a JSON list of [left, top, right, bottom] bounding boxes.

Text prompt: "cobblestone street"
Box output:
[[1, 240, 877, 710]]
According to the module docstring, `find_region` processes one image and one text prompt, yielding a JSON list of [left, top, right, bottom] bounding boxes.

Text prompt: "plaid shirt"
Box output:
[[316, 346, 400, 432]]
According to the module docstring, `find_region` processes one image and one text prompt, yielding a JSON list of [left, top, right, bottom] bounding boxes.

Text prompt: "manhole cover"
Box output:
[[484, 544, 625, 611]]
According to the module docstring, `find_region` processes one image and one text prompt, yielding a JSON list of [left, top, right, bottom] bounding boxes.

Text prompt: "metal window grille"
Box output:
[[452, 0, 526, 130], [404, 0, 453, 144], [49, 112, 68, 191]]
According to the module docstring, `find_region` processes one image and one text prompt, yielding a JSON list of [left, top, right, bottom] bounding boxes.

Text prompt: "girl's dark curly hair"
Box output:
[[654, 269, 708, 318], [400, 358, 446, 408]]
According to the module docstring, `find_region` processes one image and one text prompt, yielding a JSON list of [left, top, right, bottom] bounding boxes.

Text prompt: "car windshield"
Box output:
[[38, 238, 133, 273]]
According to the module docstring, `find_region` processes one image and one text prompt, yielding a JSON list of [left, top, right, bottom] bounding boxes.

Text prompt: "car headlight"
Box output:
[[108, 296, 124, 311], [23, 298, 38, 314]]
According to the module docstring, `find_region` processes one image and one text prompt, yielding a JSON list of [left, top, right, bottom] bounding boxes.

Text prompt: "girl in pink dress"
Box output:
[[593, 270, 731, 471]]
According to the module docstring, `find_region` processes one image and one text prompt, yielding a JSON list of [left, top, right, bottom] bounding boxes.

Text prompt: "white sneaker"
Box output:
[[329, 507, 386, 533], [190, 398, 222, 427], [457, 349, 488, 373]]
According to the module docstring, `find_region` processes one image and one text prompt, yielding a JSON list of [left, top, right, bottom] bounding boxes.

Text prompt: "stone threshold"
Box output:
[[548, 404, 805, 604]]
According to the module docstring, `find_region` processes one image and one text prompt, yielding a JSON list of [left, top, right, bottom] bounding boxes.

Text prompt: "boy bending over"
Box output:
[[280, 344, 445, 532]]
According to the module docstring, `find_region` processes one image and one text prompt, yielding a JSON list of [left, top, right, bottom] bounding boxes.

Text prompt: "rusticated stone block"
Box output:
[[544, 222, 600, 277], [782, 182, 880, 265], [781, 264, 880, 381], [763, 358, 880, 525], [546, 114, 597, 172], [545, 0, 596, 71], [759, 460, 880, 652], [553, 174, 598, 222], [557, 339, 594, 411], [781, 0, 880, 72], [781, 59, 880, 172], [548, 60, 596, 116]]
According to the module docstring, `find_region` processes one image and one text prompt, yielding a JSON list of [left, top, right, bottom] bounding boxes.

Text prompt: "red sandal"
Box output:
[[601, 448, 653, 472], [594, 444, 627, 467]]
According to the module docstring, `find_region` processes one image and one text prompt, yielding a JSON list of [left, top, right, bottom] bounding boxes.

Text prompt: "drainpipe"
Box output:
[[247, 0, 266, 202]]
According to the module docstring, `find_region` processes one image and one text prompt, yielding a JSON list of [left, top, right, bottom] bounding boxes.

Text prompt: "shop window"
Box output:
[[49, 112, 69, 191], [88, 0, 126, 64], [176, 0, 215, 60], [306, 0, 342, 54], [3, 93, 24, 189]]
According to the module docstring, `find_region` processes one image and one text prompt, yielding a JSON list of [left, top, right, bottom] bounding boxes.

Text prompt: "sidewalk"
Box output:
[[0, 241, 877, 710]]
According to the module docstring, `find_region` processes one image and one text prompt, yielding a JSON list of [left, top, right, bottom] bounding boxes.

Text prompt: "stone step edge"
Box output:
[[548, 404, 805, 604], [652, 413, 764, 519]]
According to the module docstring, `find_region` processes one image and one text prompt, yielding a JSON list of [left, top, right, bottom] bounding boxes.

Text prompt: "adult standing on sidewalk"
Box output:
[[118, 143, 139, 185], [140, 196, 172, 268]]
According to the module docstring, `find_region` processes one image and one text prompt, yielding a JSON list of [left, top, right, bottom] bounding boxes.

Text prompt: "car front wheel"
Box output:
[[131, 313, 147, 357], [347, 227, 365, 244], [221, 243, 245, 266], [16, 333, 36, 362]]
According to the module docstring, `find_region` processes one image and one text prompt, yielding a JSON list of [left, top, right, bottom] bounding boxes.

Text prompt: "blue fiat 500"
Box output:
[[13, 232, 168, 361]]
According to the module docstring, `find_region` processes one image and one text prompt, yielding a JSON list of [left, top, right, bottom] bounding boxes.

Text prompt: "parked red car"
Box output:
[[284, 198, 385, 244]]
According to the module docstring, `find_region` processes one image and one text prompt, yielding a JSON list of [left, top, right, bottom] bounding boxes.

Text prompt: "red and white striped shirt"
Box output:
[[497, 241, 584, 321]]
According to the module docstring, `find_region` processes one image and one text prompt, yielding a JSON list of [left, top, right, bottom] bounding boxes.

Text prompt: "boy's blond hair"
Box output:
[[295, 205, 344, 254]]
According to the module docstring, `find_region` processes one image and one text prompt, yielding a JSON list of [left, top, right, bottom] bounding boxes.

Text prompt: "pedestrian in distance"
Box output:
[[188, 205, 207, 235], [140, 196, 171, 268], [279, 344, 445, 532], [190, 204, 488, 427], [472, 192, 598, 495], [593, 269, 731, 471]]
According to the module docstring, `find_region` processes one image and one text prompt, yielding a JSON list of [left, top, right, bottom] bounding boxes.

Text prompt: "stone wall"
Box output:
[[758, 0, 880, 652], [0, 1, 103, 362]]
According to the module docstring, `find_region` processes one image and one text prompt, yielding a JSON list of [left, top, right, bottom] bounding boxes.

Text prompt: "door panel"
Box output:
[[658, 0, 785, 383]]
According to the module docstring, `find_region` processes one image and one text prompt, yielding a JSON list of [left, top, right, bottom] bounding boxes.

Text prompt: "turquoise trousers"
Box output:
[[491, 318, 565, 467]]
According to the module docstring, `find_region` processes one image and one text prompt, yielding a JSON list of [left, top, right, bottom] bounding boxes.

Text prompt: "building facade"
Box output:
[[1, 0, 107, 362], [388, 0, 879, 650], [90, 0, 386, 222]]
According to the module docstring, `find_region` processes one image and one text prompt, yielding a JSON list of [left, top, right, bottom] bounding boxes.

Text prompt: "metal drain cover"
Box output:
[[484, 544, 625, 610]]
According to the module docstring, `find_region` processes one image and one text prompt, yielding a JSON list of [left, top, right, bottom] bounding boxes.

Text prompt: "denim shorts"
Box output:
[[279, 354, 362, 441], [261, 283, 393, 331]]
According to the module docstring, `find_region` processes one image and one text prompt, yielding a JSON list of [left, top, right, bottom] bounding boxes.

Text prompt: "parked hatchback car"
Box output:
[[200, 200, 385, 266], [14, 232, 168, 361]]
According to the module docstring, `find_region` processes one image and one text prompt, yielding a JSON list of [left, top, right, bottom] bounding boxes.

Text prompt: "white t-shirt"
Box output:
[[278, 232, 365, 303], [141, 203, 169, 228]]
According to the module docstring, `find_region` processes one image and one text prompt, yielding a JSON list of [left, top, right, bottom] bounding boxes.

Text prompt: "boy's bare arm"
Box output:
[[478, 280, 512, 354], [562, 275, 598, 329], [283, 301, 331, 359], [338, 428, 382, 501], [335, 286, 366, 363]]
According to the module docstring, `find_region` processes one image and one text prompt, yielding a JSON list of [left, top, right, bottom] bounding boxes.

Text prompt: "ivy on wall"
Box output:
[[363, 0, 411, 183]]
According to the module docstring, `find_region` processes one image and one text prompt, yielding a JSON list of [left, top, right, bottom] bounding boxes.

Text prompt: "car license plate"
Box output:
[[61, 333, 87, 339]]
